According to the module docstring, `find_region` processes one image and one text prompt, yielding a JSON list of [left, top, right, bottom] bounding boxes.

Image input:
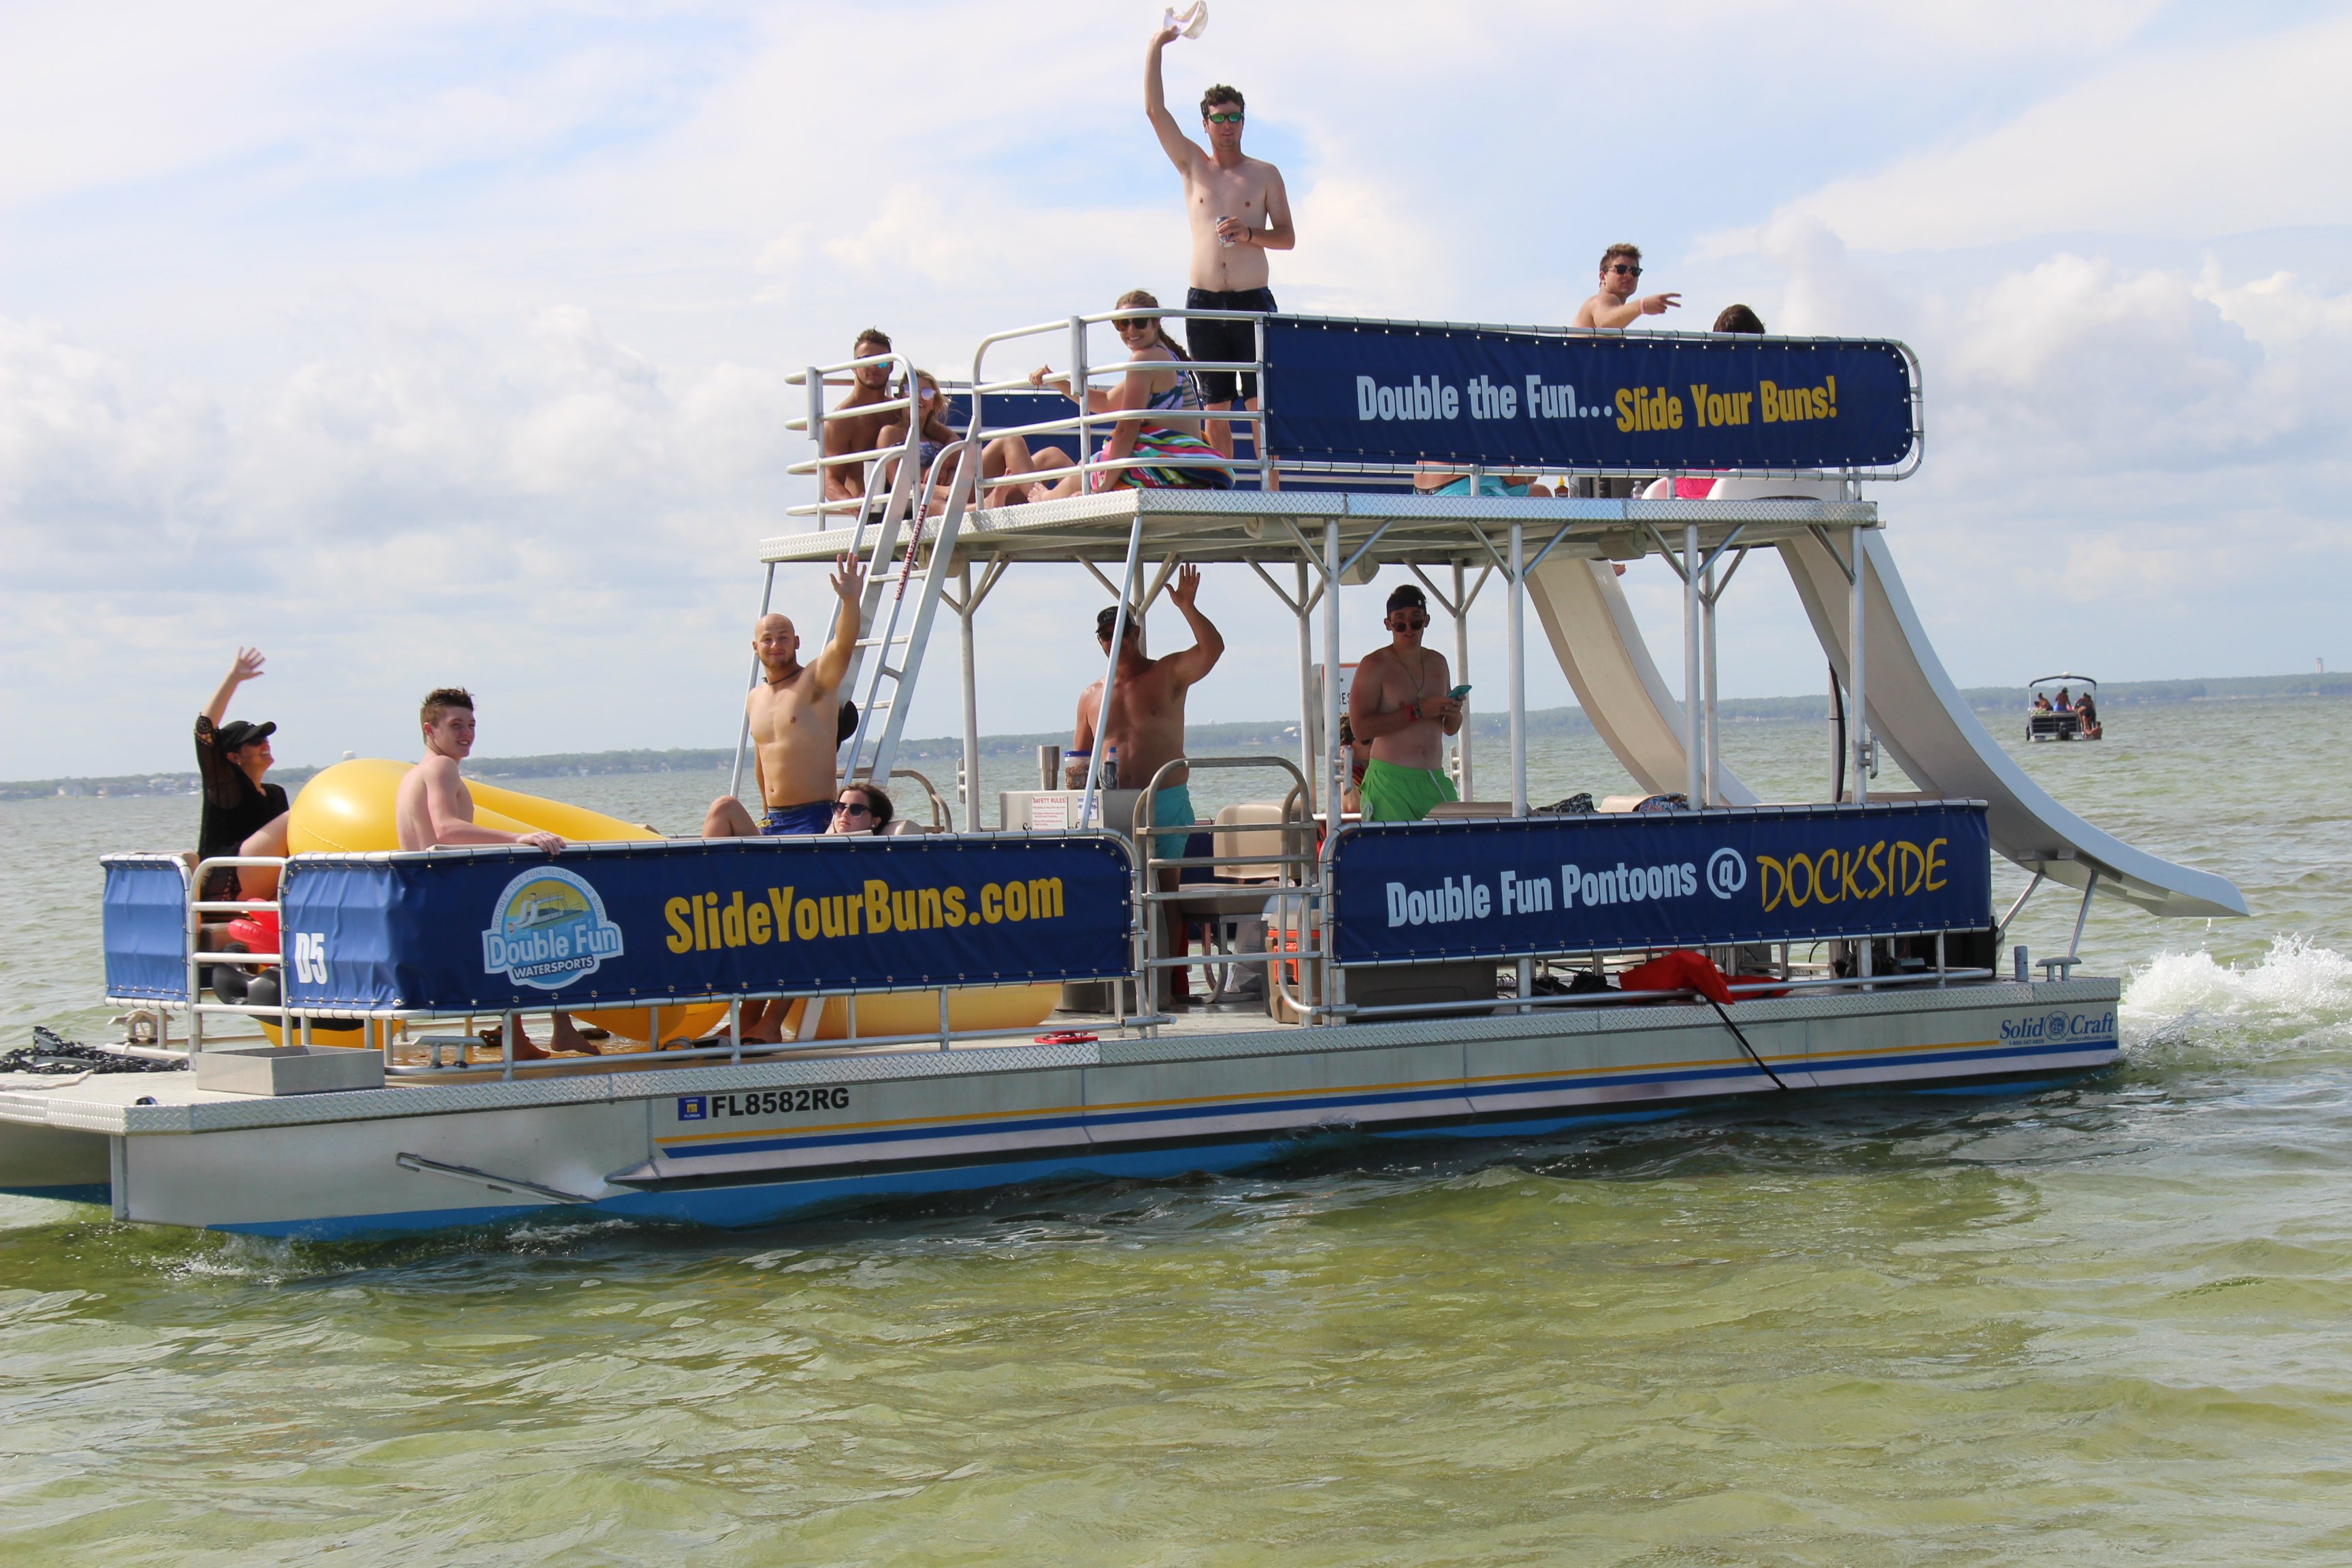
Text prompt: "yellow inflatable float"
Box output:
[[286, 759, 721, 1047], [278, 759, 1058, 1050]]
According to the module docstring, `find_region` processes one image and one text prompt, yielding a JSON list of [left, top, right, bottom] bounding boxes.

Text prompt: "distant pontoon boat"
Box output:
[[1, 308, 2241, 1237], [2027, 674, 2102, 742]]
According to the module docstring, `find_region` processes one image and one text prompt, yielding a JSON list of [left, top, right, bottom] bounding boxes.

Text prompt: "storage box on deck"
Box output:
[[1337, 960, 1497, 1022], [195, 1045, 385, 1096]]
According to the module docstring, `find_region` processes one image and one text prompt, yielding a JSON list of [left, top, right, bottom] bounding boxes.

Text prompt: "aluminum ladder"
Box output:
[[838, 442, 979, 802]]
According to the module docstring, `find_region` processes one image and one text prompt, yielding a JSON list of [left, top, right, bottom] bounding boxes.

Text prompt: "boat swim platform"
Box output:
[[758, 489, 1877, 569]]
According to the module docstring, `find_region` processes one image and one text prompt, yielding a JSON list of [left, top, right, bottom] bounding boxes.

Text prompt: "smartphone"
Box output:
[[1449, 684, 1473, 700]]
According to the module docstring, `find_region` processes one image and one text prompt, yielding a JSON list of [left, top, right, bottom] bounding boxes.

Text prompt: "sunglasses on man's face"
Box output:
[[1205, 111, 1243, 124], [834, 800, 872, 818], [1608, 263, 1642, 277], [1391, 613, 1430, 630]]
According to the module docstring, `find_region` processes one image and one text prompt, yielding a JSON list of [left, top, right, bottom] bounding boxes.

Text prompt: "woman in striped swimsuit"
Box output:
[[993, 289, 1232, 504]]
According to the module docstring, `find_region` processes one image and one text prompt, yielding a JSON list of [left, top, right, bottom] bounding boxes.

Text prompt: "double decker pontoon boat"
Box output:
[[1, 308, 2242, 1237]]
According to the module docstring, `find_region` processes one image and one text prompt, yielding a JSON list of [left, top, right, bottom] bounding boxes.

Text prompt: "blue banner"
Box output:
[[101, 856, 191, 1001], [278, 834, 1134, 1013], [1262, 317, 1916, 472], [1330, 803, 1989, 965]]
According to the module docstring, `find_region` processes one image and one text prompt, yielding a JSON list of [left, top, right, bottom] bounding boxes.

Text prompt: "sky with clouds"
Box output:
[[5, 0, 2349, 778]]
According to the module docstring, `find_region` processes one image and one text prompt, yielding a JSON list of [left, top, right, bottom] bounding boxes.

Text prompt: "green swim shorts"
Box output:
[[1358, 757, 1457, 822]]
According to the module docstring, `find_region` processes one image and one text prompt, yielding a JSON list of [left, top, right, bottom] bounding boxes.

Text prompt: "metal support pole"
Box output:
[[1323, 519, 1343, 819], [1296, 561, 1318, 813], [2066, 872, 2099, 961], [728, 561, 780, 804], [1684, 525, 1703, 804], [1701, 558, 1720, 808], [1509, 520, 1527, 816], [1453, 558, 1474, 802], [956, 563, 981, 830], [1998, 868, 2046, 941], [1848, 527, 1868, 808], [1069, 316, 1091, 485], [1081, 515, 1145, 828], [1849, 528, 1871, 980]]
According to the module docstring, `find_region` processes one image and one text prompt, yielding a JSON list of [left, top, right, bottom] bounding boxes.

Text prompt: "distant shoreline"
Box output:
[[11, 670, 2345, 801]]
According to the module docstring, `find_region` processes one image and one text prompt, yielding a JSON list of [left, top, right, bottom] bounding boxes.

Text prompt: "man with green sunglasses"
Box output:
[[1145, 20, 1294, 463]]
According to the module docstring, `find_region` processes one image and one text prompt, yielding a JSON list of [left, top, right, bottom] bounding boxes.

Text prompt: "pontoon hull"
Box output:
[[1, 979, 2119, 1239]]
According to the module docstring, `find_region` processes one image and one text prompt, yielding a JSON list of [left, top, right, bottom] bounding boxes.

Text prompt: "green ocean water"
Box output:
[[4, 698, 2349, 1565]]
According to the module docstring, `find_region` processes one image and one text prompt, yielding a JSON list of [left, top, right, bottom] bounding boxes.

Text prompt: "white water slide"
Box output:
[[1524, 491, 2245, 921]]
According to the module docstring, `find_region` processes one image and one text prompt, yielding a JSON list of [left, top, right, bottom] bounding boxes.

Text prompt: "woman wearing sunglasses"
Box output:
[[826, 782, 895, 836], [988, 289, 1231, 504], [875, 370, 964, 515]]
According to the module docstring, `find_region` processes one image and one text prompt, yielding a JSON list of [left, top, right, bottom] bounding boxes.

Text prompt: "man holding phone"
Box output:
[[1348, 583, 1464, 821]]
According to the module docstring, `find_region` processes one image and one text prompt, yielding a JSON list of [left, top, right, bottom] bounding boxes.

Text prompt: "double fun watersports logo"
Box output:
[[481, 866, 625, 992]]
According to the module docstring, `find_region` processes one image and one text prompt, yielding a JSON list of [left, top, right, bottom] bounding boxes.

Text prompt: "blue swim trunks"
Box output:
[[761, 801, 834, 836], [1151, 783, 1196, 862]]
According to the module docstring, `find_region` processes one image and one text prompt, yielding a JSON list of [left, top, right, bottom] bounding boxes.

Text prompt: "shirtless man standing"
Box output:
[[1075, 566, 1222, 1001], [1573, 243, 1682, 330], [394, 687, 593, 1060], [1145, 23, 1293, 461], [1074, 565, 1224, 859], [821, 327, 898, 506], [702, 553, 866, 838], [1348, 585, 1465, 823]]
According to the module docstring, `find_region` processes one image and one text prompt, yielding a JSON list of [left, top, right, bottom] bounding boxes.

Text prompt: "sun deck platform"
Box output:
[[758, 489, 1877, 570]]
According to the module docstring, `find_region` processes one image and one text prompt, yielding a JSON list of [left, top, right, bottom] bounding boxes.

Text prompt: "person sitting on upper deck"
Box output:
[[701, 554, 867, 840], [1411, 461, 1552, 499], [1014, 290, 1231, 502], [395, 687, 596, 1060], [2031, 692, 2055, 713], [1639, 304, 1769, 502], [193, 646, 292, 910], [875, 370, 961, 514], [1573, 244, 1681, 330], [820, 327, 898, 507], [1349, 584, 1463, 822]]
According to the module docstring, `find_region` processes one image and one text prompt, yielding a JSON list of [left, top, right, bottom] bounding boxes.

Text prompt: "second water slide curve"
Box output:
[[1524, 481, 2244, 921]]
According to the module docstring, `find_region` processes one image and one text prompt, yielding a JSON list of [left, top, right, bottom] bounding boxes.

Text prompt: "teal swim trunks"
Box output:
[[1434, 475, 1531, 497], [1358, 757, 1457, 822], [1151, 783, 1196, 862]]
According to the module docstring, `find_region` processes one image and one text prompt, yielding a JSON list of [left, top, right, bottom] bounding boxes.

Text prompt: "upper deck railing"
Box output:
[[784, 313, 1923, 527]]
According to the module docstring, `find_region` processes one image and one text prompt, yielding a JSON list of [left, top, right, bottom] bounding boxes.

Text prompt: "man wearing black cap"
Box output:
[[195, 647, 292, 904]]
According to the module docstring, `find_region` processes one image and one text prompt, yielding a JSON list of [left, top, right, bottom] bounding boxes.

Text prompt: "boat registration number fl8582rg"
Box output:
[[677, 1088, 851, 1122]]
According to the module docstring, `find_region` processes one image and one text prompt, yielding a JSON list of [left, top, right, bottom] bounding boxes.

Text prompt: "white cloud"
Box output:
[[1767, 8, 2352, 250], [5, 0, 2352, 778]]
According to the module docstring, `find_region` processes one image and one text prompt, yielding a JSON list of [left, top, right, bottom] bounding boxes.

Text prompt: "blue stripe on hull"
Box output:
[[206, 1049, 2114, 1240], [662, 1039, 2117, 1166], [0, 1182, 112, 1205]]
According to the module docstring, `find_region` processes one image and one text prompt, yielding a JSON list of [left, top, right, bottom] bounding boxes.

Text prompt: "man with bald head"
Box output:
[[703, 554, 867, 836]]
